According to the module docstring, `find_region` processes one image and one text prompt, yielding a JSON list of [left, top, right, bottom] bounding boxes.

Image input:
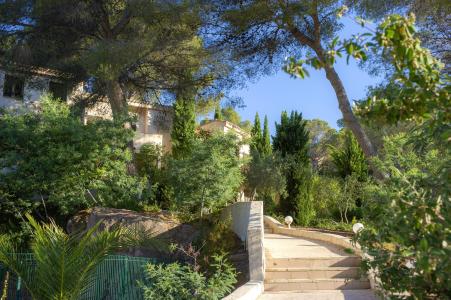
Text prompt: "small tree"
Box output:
[[261, 115, 272, 156], [213, 104, 222, 120], [221, 106, 241, 125], [245, 153, 286, 213], [329, 130, 368, 181], [171, 92, 196, 159], [337, 174, 362, 223], [250, 112, 263, 154], [168, 133, 243, 217], [273, 111, 313, 225]]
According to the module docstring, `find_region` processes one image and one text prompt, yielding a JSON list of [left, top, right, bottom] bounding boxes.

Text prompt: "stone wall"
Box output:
[[222, 201, 265, 300]]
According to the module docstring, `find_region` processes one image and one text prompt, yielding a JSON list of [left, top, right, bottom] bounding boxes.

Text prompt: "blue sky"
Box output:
[[229, 18, 383, 135]]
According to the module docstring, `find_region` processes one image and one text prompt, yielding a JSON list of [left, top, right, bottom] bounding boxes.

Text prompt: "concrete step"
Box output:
[[266, 256, 361, 268], [265, 267, 361, 280], [264, 278, 371, 291], [258, 290, 378, 300]]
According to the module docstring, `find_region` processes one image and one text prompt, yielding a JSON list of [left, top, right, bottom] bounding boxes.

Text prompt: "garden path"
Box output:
[[258, 233, 377, 300]]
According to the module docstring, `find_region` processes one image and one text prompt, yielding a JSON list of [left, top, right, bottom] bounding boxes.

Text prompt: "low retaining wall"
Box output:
[[222, 201, 265, 300], [264, 216, 363, 255], [264, 216, 378, 290]]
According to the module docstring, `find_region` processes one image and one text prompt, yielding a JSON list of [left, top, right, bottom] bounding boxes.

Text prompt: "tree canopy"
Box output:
[[0, 0, 230, 119], [206, 0, 377, 161]]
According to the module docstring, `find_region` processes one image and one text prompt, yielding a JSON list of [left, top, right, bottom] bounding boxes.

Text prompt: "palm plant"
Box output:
[[0, 214, 123, 300]]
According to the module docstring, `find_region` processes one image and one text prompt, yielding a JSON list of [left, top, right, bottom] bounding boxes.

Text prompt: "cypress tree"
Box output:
[[273, 111, 314, 225], [171, 91, 196, 159], [273, 111, 309, 162], [261, 115, 272, 156], [214, 104, 222, 120], [251, 112, 263, 154]]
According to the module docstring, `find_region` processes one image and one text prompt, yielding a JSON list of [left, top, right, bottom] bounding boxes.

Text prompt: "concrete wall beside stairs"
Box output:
[[222, 201, 265, 300]]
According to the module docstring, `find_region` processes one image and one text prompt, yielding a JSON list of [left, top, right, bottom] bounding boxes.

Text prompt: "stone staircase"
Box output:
[[260, 232, 375, 299]]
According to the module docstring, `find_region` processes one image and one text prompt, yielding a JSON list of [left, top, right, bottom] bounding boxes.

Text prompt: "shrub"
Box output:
[[356, 134, 450, 299], [0, 97, 145, 237], [167, 133, 243, 217], [311, 175, 341, 219], [141, 254, 237, 300]]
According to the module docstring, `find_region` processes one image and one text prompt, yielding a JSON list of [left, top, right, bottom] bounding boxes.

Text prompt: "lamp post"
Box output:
[[352, 223, 364, 234], [284, 216, 293, 229]]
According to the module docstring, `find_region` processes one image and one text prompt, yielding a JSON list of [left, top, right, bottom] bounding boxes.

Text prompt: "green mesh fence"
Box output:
[[0, 254, 155, 300]]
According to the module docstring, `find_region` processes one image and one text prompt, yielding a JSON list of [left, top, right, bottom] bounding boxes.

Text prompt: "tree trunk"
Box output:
[[105, 79, 137, 174], [105, 79, 128, 120], [321, 63, 376, 158], [312, 46, 385, 179]]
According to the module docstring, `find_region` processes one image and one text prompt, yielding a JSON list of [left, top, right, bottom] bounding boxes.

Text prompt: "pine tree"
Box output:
[[329, 130, 368, 181], [251, 112, 263, 154], [261, 115, 272, 156], [171, 91, 196, 159]]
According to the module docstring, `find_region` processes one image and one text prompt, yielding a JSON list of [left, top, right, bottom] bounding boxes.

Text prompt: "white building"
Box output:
[[199, 120, 251, 157], [0, 64, 250, 156], [0, 64, 173, 152]]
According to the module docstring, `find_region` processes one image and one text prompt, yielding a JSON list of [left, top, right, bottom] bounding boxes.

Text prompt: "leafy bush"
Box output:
[[0, 97, 145, 236], [311, 175, 341, 219], [135, 143, 162, 179], [167, 133, 243, 217], [357, 134, 450, 299], [141, 254, 237, 300], [244, 152, 286, 214]]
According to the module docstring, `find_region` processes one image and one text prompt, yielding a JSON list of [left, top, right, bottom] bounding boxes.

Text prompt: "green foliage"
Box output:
[[0, 214, 123, 300], [305, 119, 338, 172], [290, 165, 315, 226], [0, 97, 145, 235], [214, 104, 222, 120], [337, 174, 363, 224], [329, 130, 368, 180], [197, 218, 241, 259], [141, 254, 237, 300], [356, 134, 450, 299], [171, 95, 196, 159], [350, 0, 450, 71], [250, 112, 263, 154], [221, 106, 241, 125], [168, 133, 243, 217], [273, 111, 309, 163], [272, 111, 313, 225], [135, 143, 162, 179], [245, 153, 286, 208], [309, 219, 353, 232], [1, 0, 216, 118], [261, 115, 272, 156], [311, 175, 342, 219], [356, 14, 449, 136]]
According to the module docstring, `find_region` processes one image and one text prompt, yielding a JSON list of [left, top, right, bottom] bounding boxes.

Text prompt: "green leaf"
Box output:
[[386, 29, 395, 39]]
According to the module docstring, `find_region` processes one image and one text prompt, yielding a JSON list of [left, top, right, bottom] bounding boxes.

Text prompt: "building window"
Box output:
[[3, 75, 24, 99], [49, 81, 67, 101]]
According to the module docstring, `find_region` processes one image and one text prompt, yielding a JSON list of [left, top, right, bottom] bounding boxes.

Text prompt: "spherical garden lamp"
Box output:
[[284, 216, 293, 229], [352, 223, 364, 234]]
